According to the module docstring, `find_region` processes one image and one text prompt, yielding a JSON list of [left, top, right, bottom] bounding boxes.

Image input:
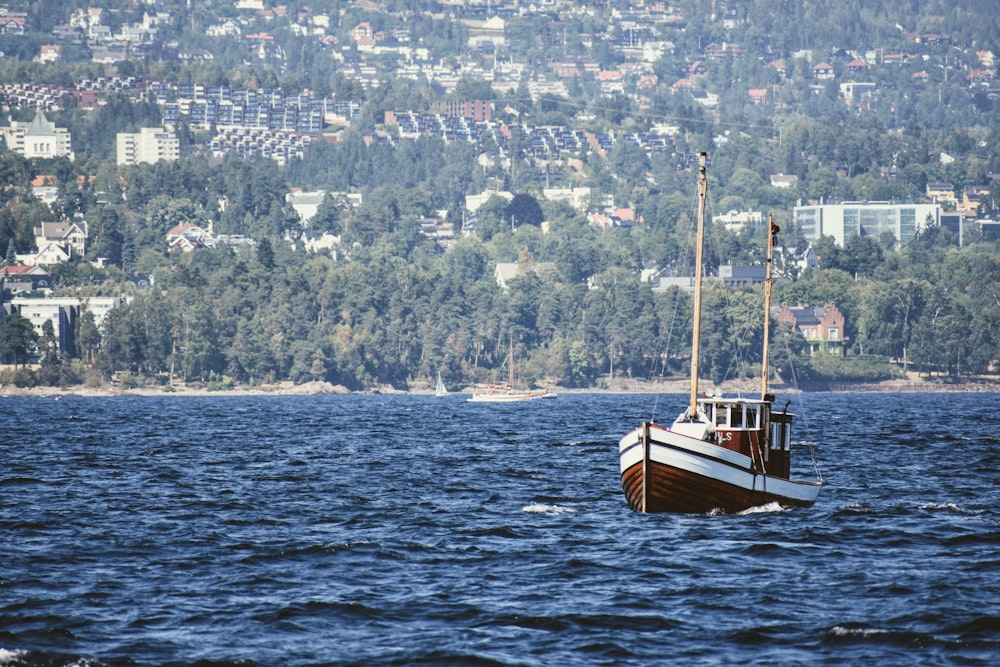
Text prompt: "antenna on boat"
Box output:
[[686, 152, 708, 420], [761, 214, 778, 401]]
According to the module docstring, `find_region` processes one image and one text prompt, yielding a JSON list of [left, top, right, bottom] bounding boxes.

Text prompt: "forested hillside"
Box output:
[[0, 0, 997, 390]]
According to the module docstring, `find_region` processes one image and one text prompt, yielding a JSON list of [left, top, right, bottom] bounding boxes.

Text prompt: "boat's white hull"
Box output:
[[619, 422, 821, 514], [468, 389, 554, 402]]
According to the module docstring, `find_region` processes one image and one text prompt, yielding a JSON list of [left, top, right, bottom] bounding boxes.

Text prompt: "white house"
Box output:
[[1, 112, 74, 160], [493, 262, 519, 290]]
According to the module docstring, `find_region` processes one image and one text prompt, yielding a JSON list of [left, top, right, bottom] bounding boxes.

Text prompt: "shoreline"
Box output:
[[3, 377, 998, 398]]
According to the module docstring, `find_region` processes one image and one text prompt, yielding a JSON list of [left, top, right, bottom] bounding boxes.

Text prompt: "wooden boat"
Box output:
[[618, 153, 822, 513], [468, 335, 555, 402]]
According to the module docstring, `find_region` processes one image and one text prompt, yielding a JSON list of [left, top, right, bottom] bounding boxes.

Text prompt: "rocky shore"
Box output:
[[2, 376, 997, 398]]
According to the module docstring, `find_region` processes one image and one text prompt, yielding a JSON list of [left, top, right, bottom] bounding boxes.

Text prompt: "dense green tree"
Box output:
[[0, 311, 38, 366], [507, 193, 545, 228], [76, 311, 100, 366]]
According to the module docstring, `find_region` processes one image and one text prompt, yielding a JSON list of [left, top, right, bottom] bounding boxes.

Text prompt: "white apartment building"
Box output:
[[714, 209, 764, 232], [793, 201, 941, 247], [116, 127, 179, 165], [10, 296, 127, 356], [1, 112, 74, 160]]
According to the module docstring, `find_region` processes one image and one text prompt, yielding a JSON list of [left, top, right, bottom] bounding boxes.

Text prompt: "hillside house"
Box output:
[[39, 44, 61, 62], [714, 210, 763, 232], [31, 175, 59, 205], [34, 221, 88, 258], [926, 182, 956, 205], [166, 223, 209, 252], [812, 62, 835, 80], [776, 302, 846, 356], [770, 174, 799, 189], [0, 265, 51, 293], [748, 88, 768, 105], [18, 242, 70, 266], [845, 58, 869, 73], [718, 264, 765, 289], [494, 262, 519, 290]]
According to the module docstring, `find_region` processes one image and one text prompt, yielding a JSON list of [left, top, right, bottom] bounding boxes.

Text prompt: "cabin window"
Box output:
[[771, 421, 792, 450], [713, 404, 726, 426]]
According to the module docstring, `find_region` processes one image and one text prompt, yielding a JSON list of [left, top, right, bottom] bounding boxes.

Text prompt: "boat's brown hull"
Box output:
[[621, 457, 816, 514], [619, 422, 821, 514]]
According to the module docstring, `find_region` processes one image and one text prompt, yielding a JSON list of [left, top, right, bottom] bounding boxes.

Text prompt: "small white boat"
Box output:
[[468, 335, 556, 403], [435, 372, 448, 397]]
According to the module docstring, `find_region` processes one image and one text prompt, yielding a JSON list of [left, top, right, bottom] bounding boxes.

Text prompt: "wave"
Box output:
[[522, 503, 575, 515], [737, 501, 787, 515]]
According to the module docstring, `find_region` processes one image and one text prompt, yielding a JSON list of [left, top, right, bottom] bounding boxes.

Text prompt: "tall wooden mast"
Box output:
[[761, 214, 778, 400], [687, 153, 708, 419], [508, 332, 514, 389]]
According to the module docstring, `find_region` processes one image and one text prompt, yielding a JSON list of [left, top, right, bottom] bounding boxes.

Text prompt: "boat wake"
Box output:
[[736, 501, 787, 515]]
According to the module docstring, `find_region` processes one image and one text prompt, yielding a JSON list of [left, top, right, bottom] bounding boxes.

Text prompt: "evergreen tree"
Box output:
[[0, 311, 38, 367], [257, 238, 275, 270]]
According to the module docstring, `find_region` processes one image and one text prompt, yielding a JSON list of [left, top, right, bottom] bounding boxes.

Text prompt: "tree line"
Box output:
[[3, 173, 999, 390]]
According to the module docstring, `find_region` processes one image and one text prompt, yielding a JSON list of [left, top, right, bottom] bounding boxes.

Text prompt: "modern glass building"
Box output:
[[793, 202, 940, 247]]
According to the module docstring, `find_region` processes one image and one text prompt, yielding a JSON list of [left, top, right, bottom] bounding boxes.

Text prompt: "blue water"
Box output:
[[1, 392, 997, 666]]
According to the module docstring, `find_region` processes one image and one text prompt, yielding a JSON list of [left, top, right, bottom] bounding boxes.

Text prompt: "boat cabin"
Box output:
[[698, 397, 793, 478]]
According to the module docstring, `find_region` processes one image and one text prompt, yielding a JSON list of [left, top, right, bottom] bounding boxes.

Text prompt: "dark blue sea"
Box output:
[[1, 391, 998, 666]]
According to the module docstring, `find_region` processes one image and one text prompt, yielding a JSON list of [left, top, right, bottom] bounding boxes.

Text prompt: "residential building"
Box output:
[[39, 44, 61, 62], [926, 182, 957, 205], [1, 111, 74, 160], [465, 16, 506, 50], [493, 262, 519, 290], [793, 201, 940, 247], [18, 242, 71, 266], [8, 297, 78, 356], [718, 264, 766, 289], [466, 190, 513, 213], [770, 173, 799, 189], [812, 62, 835, 79], [776, 302, 846, 356], [166, 223, 209, 252], [714, 210, 763, 232], [34, 221, 88, 258], [81, 296, 128, 328], [777, 245, 819, 275], [286, 190, 328, 224], [116, 127, 180, 165], [543, 186, 592, 213], [748, 88, 768, 105], [1, 265, 52, 294], [9, 295, 126, 357], [31, 175, 59, 206], [840, 81, 877, 104]]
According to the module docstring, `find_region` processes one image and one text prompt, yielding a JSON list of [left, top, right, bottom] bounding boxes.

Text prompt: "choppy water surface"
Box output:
[[1, 392, 997, 666]]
